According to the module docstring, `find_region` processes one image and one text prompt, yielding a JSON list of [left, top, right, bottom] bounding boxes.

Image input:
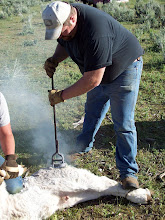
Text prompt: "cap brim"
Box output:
[[45, 25, 62, 40]]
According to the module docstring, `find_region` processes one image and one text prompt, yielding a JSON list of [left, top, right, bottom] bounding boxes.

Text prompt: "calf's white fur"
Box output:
[[0, 164, 152, 220]]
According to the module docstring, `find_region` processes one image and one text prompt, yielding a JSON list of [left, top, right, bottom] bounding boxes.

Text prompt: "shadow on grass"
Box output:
[[12, 119, 165, 167], [87, 119, 165, 151], [143, 59, 165, 72], [13, 127, 54, 168], [75, 194, 129, 210]]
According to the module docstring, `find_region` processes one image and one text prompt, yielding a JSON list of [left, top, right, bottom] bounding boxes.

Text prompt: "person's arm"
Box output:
[[52, 43, 69, 63], [0, 123, 19, 180], [0, 123, 15, 156], [62, 67, 105, 100], [44, 43, 69, 78]]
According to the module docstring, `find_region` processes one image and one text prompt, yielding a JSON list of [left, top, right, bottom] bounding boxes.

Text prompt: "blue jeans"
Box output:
[[77, 57, 143, 180], [0, 155, 23, 194]]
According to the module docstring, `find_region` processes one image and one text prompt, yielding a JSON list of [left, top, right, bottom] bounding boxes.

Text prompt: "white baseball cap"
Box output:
[[42, 1, 71, 40]]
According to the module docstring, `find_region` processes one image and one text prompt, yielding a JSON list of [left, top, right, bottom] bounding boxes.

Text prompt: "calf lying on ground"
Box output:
[[0, 164, 152, 220]]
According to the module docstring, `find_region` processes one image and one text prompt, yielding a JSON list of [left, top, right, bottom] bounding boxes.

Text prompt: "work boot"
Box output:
[[122, 177, 139, 190]]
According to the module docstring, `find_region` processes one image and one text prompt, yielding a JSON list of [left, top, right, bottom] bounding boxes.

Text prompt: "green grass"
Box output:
[[0, 0, 165, 219]]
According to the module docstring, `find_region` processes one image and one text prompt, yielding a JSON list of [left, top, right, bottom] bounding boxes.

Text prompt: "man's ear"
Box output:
[[70, 15, 76, 25]]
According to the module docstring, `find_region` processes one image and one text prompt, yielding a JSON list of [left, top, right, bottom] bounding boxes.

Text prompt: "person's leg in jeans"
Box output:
[[77, 85, 110, 153], [0, 155, 23, 194], [108, 58, 143, 180], [77, 57, 143, 182]]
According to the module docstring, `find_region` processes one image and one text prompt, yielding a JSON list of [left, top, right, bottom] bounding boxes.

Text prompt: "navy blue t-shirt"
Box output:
[[58, 3, 144, 84]]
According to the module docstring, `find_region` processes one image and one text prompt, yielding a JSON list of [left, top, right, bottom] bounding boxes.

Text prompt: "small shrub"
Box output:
[[0, 0, 40, 18], [143, 20, 151, 32], [131, 25, 145, 41], [23, 39, 37, 47], [161, 15, 165, 27], [2, 5, 13, 17], [19, 25, 34, 35], [19, 15, 34, 35], [135, 0, 164, 28], [22, 6, 28, 14], [101, 2, 135, 22], [149, 28, 165, 61], [0, 10, 8, 19]]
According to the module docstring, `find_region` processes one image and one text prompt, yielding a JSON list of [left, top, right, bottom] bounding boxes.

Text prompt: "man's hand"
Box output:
[[0, 154, 19, 179], [49, 89, 64, 106], [44, 57, 58, 78], [0, 169, 10, 185]]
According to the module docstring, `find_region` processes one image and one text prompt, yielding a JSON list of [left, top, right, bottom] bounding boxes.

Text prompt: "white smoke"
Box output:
[[0, 59, 73, 166]]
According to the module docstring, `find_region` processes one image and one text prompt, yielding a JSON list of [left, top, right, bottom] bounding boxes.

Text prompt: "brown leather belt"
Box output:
[[134, 57, 141, 62]]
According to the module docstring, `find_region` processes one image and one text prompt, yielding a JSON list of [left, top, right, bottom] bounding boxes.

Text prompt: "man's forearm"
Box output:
[[1, 135, 15, 155], [62, 67, 105, 100], [62, 77, 93, 100], [0, 124, 15, 156], [52, 43, 69, 64]]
